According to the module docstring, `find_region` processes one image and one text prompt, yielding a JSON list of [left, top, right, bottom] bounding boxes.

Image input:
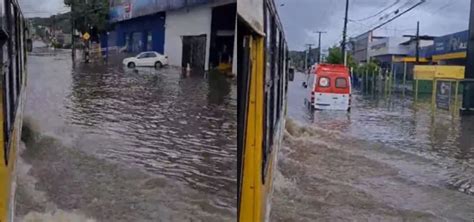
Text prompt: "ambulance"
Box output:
[[304, 64, 351, 111]]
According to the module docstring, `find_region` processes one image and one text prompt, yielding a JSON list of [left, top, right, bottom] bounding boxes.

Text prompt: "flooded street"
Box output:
[[270, 72, 474, 221], [16, 46, 236, 221]]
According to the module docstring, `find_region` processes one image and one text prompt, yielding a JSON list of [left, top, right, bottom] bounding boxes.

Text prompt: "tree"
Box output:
[[64, 0, 109, 33], [326, 45, 356, 68]]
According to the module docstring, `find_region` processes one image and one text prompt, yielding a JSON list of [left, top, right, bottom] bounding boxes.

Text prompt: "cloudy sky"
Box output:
[[17, 0, 471, 51], [275, 0, 470, 51], [19, 0, 69, 18]]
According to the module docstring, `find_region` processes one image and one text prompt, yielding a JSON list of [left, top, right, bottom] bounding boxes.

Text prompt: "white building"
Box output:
[[109, 0, 237, 74]]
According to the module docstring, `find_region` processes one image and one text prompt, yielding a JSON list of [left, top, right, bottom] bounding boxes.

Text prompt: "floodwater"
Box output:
[[16, 45, 236, 221], [270, 72, 474, 221]]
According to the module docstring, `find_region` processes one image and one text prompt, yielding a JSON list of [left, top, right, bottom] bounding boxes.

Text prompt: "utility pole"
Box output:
[[315, 31, 326, 63], [416, 21, 420, 64], [462, 0, 474, 114], [51, 15, 56, 39], [341, 0, 349, 65], [304, 43, 315, 71], [71, 2, 75, 61]]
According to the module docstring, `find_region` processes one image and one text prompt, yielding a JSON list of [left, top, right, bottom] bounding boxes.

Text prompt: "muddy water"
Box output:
[[270, 72, 474, 221], [17, 47, 236, 221]]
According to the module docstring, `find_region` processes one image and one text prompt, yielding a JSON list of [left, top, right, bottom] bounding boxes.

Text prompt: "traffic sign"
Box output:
[[83, 32, 90, 40]]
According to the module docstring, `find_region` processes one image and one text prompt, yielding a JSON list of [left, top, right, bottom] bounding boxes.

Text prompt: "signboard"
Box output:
[[109, 0, 229, 23], [414, 65, 465, 80], [83, 32, 90, 40], [414, 65, 435, 80], [436, 81, 452, 110], [433, 30, 468, 55]]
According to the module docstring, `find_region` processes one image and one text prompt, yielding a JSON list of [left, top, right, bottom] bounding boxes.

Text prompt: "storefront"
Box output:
[[432, 30, 468, 65], [107, 0, 236, 73]]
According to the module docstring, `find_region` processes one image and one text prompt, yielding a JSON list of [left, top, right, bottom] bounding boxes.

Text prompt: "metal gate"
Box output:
[[182, 35, 207, 70]]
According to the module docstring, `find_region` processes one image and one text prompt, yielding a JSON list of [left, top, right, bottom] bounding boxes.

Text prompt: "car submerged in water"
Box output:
[[123, 51, 169, 69]]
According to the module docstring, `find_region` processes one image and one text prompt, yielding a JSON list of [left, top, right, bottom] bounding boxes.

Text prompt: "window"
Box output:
[[137, 53, 147, 59], [146, 52, 157, 58], [123, 32, 129, 48], [4, 3, 22, 164], [262, 7, 273, 182], [262, 5, 281, 183], [319, 77, 330, 87], [335, 77, 348, 88], [147, 32, 153, 51]]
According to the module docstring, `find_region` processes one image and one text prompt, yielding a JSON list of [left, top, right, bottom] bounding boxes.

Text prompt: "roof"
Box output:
[[400, 35, 436, 45]]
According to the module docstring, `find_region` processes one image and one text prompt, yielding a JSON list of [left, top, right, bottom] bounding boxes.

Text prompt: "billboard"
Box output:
[[433, 30, 468, 55], [109, 0, 234, 23]]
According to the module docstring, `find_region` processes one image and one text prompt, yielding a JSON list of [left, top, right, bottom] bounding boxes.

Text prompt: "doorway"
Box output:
[[182, 35, 207, 71], [210, 3, 236, 69]]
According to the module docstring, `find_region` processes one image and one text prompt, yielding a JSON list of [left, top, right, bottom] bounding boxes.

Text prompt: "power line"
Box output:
[[432, 0, 454, 13], [370, 0, 425, 32], [351, 0, 401, 22]]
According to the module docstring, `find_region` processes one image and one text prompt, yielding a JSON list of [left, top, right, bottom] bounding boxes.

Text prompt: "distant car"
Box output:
[[123, 51, 168, 69]]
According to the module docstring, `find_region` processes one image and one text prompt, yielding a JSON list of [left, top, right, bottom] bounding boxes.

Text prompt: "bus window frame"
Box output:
[[3, 1, 22, 165]]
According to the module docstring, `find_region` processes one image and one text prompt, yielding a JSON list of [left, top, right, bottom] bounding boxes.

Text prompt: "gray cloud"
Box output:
[[19, 0, 68, 17], [276, 0, 470, 50]]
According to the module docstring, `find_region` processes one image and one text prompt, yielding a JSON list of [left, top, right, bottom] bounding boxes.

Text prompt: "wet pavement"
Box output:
[[270, 72, 474, 221], [16, 46, 236, 221]]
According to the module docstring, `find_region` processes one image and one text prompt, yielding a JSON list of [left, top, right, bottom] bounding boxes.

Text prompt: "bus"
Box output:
[[237, 0, 291, 221], [0, 1, 30, 221]]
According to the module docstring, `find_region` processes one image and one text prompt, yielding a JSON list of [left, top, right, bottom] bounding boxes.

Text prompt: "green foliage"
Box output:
[[326, 45, 357, 69], [30, 13, 72, 35], [289, 48, 320, 71], [325, 46, 343, 64], [65, 0, 110, 33], [354, 60, 381, 78]]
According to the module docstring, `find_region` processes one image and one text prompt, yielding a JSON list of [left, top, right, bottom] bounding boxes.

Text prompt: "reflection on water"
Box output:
[[19, 49, 236, 221], [270, 72, 474, 221], [66, 61, 236, 202], [288, 72, 474, 164]]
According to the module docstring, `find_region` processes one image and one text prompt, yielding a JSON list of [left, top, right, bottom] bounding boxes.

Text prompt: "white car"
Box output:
[[123, 51, 168, 69]]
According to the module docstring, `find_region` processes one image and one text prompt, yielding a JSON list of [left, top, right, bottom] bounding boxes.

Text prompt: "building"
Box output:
[[368, 36, 410, 68], [431, 30, 468, 65], [349, 31, 373, 64], [107, 0, 237, 72]]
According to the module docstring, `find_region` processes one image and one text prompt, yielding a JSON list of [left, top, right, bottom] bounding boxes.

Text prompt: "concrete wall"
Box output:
[[350, 31, 372, 63], [164, 5, 212, 69], [238, 0, 264, 33], [369, 37, 409, 58]]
